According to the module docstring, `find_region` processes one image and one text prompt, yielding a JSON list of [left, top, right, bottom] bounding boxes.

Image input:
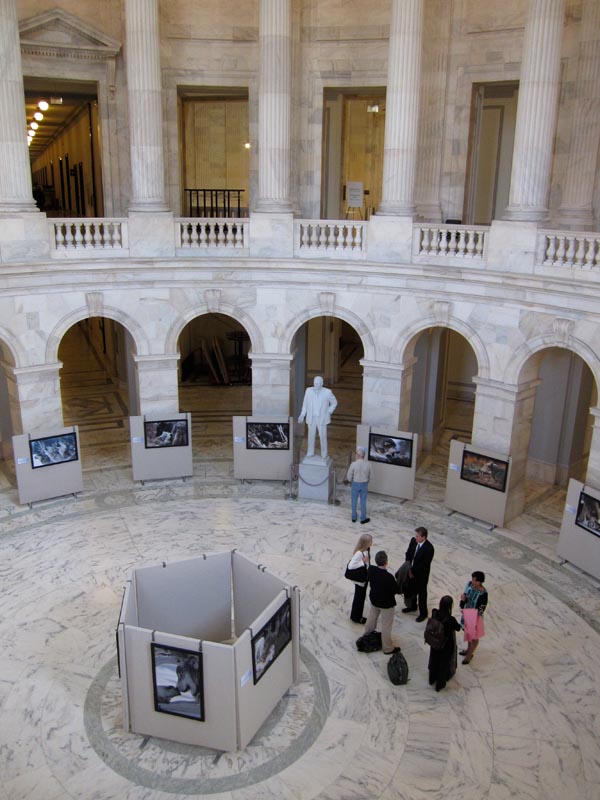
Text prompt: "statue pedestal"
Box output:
[[298, 456, 334, 503]]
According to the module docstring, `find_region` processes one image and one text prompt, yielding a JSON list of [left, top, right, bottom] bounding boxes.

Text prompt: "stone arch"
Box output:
[[45, 306, 149, 363], [0, 327, 26, 368], [506, 334, 600, 391], [165, 303, 264, 356], [281, 306, 376, 361], [391, 316, 490, 379]]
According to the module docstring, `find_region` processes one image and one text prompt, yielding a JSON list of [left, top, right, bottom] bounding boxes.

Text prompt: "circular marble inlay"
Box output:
[[84, 646, 329, 794]]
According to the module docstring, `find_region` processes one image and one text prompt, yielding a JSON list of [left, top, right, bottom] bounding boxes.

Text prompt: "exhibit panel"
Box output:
[[557, 479, 600, 581], [130, 413, 193, 482], [357, 424, 418, 500], [233, 416, 294, 480], [445, 439, 512, 527], [13, 426, 84, 504], [134, 552, 232, 641], [232, 550, 290, 635]]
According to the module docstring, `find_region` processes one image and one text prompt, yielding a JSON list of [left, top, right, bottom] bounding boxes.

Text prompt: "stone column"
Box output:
[[585, 407, 600, 489], [125, 0, 167, 211], [556, 0, 600, 230], [134, 354, 180, 415], [503, 0, 565, 222], [255, 0, 292, 213], [250, 354, 293, 416], [377, 0, 424, 217], [361, 361, 409, 429], [12, 363, 64, 432], [471, 377, 541, 520]]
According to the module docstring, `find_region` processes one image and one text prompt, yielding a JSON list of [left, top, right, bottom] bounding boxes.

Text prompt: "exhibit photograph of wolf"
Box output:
[[151, 644, 204, 720], [251, 598, 292, 683]]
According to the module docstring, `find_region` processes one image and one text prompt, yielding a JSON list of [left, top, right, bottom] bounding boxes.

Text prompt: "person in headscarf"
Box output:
[[427, 595, 461, 691]]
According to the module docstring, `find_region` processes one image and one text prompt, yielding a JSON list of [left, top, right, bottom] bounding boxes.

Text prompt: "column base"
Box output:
[[553, 207, 596, 232]]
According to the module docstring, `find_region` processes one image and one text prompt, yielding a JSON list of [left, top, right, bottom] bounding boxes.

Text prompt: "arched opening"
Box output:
[[0, 341, 18, 463], [522, 347, 597, 489], [177, 314, 252, 450], [407, 327, 477, 452], [291, 316, 364, 461], [58, 318, 136, 453]]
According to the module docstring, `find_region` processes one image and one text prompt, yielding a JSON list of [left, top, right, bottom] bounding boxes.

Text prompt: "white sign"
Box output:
[[131, 436, 143, 444], [240, 668, 252, 687], [449, 463, 460, 471], [346, 181, 364, 208], [16, 457, 29, 465], [566, 504, 577, 514]]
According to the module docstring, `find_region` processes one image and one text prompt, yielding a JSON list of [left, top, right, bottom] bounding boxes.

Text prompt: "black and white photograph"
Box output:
[[575, 491, 600, 537], [144, 419, 189, 449], [29, 432, 79, 469], [460, 449, 509, 493], [151, 643, 204, 721], [251, 597, 292, 684], [368, 433, 413, 467], [246, 421, 290, 450]]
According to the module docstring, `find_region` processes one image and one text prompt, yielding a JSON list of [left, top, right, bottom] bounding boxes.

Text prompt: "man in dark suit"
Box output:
[[401, 526, 434, 622]]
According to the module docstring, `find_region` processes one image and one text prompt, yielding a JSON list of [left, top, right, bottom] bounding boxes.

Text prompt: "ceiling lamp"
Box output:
[[34, 111, 43, 121], [367, 104, 379, 113], [30, 121, 39, 130], [38, 100, 49, 111], [29, 129, 35, 137], [244, 142, 251, 149]]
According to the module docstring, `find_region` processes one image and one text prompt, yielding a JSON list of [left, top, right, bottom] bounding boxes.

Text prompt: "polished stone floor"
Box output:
[[1, 334, 599, 799]]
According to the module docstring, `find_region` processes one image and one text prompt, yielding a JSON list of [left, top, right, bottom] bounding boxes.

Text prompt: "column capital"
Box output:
[[473, 376, 542, 401], [360, 359, 416, 380], [12, 361, 62, 381], [133, 353, 180, 371]]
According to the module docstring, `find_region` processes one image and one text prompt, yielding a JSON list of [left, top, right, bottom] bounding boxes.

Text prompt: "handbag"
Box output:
[[345, 562, 369, 582]]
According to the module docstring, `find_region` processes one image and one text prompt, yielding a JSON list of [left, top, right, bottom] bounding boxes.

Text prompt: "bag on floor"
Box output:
[[355, 630, 382, 652], [424, 613, 446, 650], [387, 650, 409, 685]]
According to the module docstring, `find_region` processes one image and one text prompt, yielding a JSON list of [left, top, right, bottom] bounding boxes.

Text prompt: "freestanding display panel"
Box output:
[[445, 439, 512, 527], [13, 426, 84, 504], [356, 424, 418, 500], [130, 413, 193, 482], [233, 416, 294, 480], [117, 551, 301, 751], [557, 479, 600, 580]]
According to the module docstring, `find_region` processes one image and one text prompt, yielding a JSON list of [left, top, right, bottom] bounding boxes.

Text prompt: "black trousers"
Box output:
[[416, 581, 428, 617], [350, 582, 368, 621]]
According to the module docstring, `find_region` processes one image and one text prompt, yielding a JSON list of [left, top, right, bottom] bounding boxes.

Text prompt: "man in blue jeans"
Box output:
[[346, 446, 371, 523]]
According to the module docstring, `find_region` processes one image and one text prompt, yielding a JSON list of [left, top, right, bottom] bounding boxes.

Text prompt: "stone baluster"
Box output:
[[504, 0, 566, 222], [255, 0, 292, 212], [0, 0, 37, 214], [556, 0, 600, 230], [378, 0, 424, 216]]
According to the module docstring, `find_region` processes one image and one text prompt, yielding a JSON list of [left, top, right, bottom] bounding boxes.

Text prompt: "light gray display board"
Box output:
[[557, 479, 600, 581], [118, 550, 300, 751], [233, 416, 294, 480], [13, 426, 84, 505], [356, 424, 417, 500], [444, 439, 511, 527], [298, 457, 334, 502], [130, 413, 193, 482]]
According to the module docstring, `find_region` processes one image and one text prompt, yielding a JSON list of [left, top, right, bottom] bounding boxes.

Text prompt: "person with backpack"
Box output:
[[362, 550, 401, 655], [425, 595, 461, 692]]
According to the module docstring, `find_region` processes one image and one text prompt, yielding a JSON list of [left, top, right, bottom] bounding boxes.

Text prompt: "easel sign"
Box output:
[[346, 181, 364, 218]]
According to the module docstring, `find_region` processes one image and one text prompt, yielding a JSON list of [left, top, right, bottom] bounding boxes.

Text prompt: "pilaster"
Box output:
[[250, 353, 293, 416], [585, 407, 600, 489], [12, 362, 63, 433], [360, 360, 411, 429], [134, 354, 180, 416]]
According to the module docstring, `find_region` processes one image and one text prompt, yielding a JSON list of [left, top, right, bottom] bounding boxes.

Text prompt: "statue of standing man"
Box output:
[[298, 376, 337, 461]]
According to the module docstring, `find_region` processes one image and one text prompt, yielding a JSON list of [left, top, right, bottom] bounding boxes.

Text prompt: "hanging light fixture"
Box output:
[[38, 100, 49, 111], [34, 111, 43, 121], [30, 121, 39, 131]]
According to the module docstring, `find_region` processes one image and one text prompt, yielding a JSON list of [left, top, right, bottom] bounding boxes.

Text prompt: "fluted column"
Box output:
[[377, 0, 424, 217], [0, 0, 36, 213], [255, 0, 292, 212], [504, 0, 565, 222], [556, 0, 600, 230], [125, 0, 168, 211]]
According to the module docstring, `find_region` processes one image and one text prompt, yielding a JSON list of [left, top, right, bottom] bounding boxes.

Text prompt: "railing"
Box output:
[[537, 231, 600, 269], [414, 223, 487, 259], [184, 188, 246, 218], [52, 219, 127, 252], [176, 218, 249, 250], [294, 220, 366, 257]]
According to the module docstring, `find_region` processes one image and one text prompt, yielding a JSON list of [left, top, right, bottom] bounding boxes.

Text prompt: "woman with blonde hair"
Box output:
[[346, 532, 373, 623]]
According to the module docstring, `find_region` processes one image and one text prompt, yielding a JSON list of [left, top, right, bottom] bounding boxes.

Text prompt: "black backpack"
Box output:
[[424, 613, 446, 650], [355, 631, 382, 652], [387, 650, 409, 685]]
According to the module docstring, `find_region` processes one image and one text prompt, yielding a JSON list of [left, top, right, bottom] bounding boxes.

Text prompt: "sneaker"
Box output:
[[351, 518, 357, 523], [360, 518, 370, 524]]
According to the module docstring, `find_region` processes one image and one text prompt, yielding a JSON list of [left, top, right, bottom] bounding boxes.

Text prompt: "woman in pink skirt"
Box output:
[[459, 571, 488, 664]]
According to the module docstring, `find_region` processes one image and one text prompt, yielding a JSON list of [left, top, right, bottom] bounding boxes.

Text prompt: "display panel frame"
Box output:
[[29, 432, 79, 469], [460, 449, 509, 493], [251, 597, 292, 684], [151, 643, 204, 721], [368, 432, 413, 467], [575, 490, 600, 538], [144, 419, 189, 449], [246, 421, 290, 450]]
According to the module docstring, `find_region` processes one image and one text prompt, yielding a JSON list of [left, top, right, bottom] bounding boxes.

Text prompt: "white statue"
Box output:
[[298, 376, 338, 460]]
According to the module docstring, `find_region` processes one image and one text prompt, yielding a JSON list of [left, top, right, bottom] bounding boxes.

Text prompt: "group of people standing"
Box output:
[[346, 528, 488, 691]]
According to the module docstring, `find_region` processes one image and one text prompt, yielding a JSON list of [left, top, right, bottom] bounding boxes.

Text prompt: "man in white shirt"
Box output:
[[298, 376, 337, 460], [346, 446, 371, 523]]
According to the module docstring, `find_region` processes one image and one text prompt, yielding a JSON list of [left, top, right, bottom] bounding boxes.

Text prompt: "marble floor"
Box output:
[[1, 342, 600, 799]]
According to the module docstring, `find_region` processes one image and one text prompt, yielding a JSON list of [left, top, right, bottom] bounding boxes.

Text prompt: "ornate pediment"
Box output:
[[19, 9, 120, 61]]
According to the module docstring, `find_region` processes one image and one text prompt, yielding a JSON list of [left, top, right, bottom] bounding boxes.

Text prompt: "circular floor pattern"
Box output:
[[84, 648, 329, 794]]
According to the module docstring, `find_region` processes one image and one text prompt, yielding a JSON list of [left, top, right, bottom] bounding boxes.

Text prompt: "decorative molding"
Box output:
[[430, 300, 451, 325], [204, 289, 221, 312], [86, 292, 104, 317], [319, 292, 335, 315], [552, 317, 575, 343]]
